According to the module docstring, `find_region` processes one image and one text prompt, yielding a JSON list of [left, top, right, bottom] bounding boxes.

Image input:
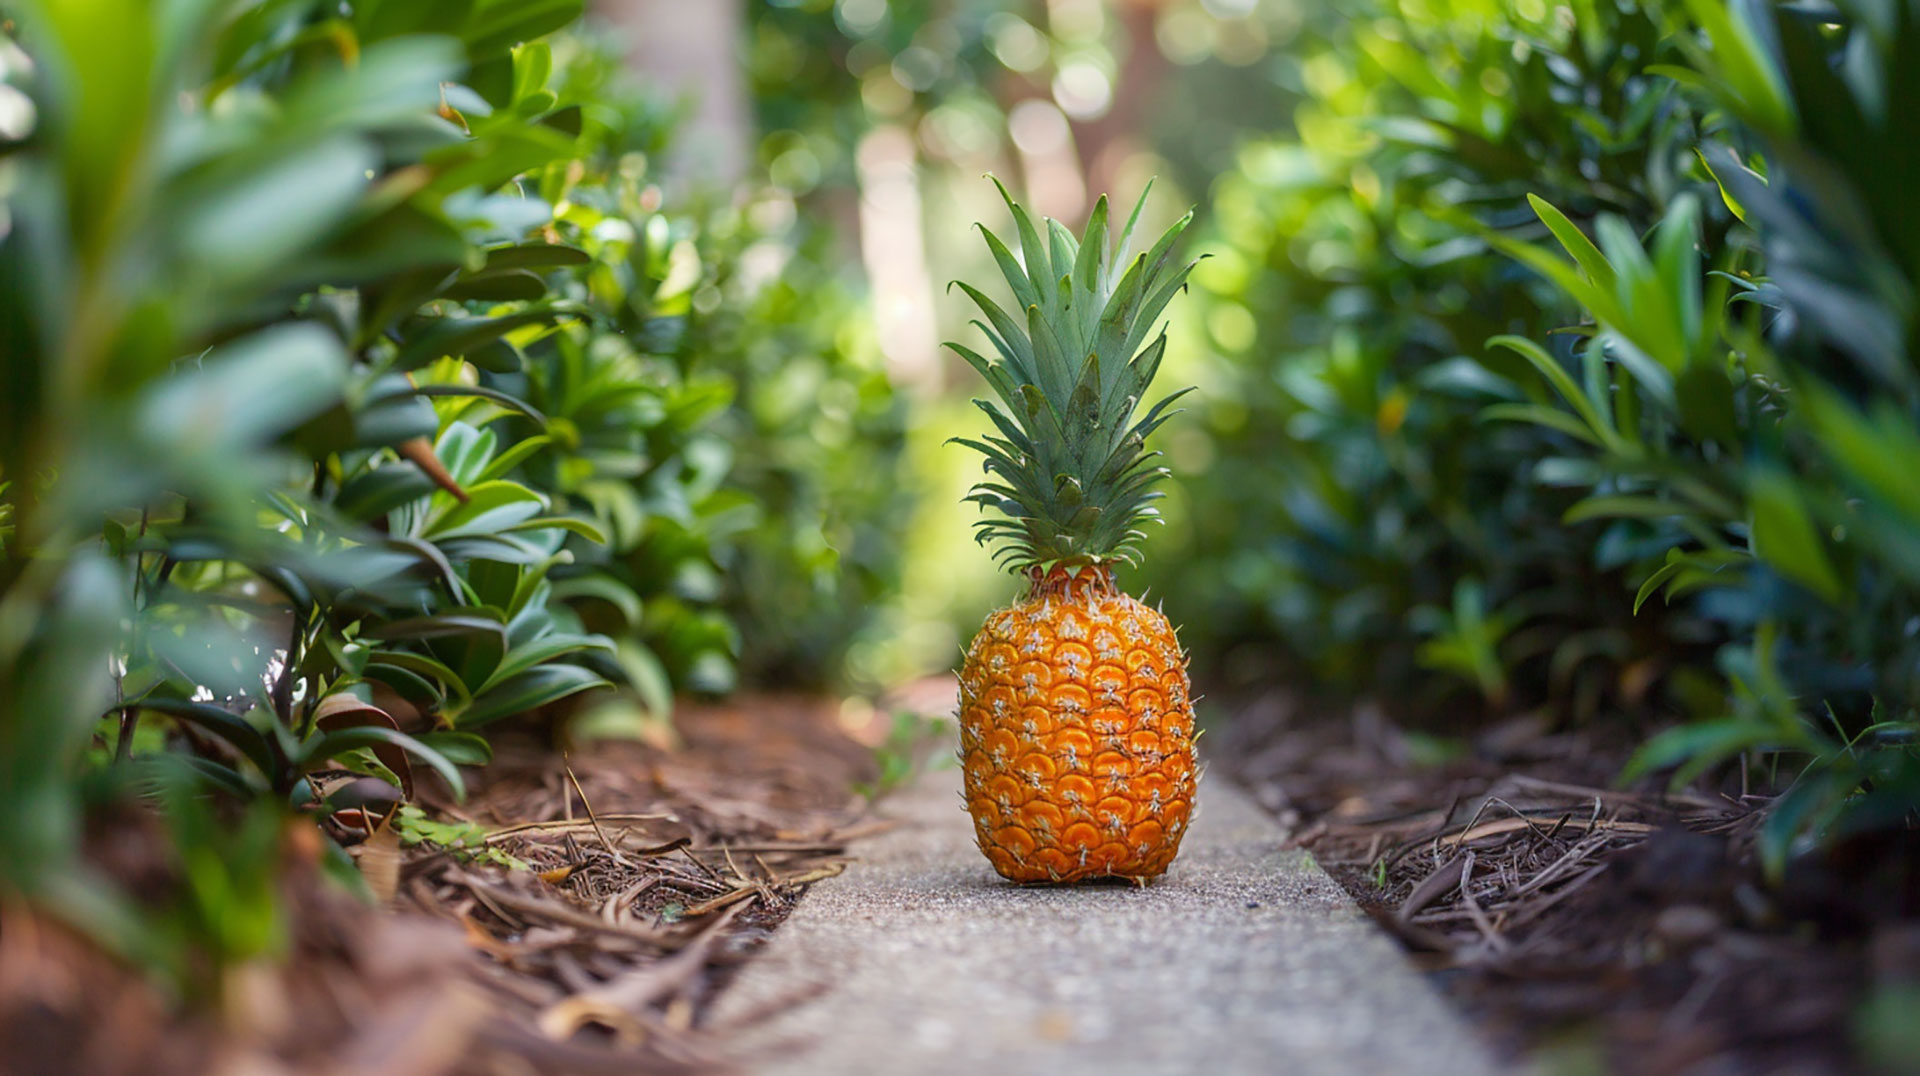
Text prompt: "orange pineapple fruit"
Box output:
[[950, 181, 1199, 884]]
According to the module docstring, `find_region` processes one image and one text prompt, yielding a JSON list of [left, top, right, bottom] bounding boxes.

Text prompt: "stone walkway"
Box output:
[[713, 763, 1508, 1075]]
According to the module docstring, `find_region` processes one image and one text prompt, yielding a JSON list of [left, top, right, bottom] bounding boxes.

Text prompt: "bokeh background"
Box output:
[[634, 2, 1920, 875], [617, 0, 1474, 699], [5, 1, 1918, 1042], [618, 0, 1693, 721]]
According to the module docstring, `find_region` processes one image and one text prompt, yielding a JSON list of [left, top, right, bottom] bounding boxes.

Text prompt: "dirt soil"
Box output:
[[1218, 693, 1920, 1076], [0, 694, 887, 1076]]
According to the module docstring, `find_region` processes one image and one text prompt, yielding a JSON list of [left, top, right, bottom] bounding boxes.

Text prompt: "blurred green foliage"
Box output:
[[1142, 0, 1722, 716], [688, 214, 912, 691], [0, 0, 910, 996], [746, 0, 1026, 194], [1505, 0, 1920, 875], [1140, 0, 1920, 869], [0, 0, 647, 973]]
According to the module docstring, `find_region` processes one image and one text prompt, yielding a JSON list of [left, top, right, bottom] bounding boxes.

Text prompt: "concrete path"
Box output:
[[713, 764, 1507, 1075]]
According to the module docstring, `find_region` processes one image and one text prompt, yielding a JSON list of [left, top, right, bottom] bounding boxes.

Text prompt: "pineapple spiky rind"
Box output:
[[947, 179, 1198, 571], [959, 562, 1196, 884]]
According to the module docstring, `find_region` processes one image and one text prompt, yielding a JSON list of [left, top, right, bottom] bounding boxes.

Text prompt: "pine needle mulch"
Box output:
[[0, 694, 885, 1076], [396, 695, 882, 1073], [1219, 693, 1920, 1076]]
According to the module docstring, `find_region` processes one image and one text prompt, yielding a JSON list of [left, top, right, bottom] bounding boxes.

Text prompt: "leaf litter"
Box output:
[[391, 694, 884, 1072], [0, 694, 887, 1075], [1221, 693, 1919, 1076]]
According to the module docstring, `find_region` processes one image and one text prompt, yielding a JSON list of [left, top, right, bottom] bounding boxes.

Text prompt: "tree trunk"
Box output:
[[594, 0, 753, 188]]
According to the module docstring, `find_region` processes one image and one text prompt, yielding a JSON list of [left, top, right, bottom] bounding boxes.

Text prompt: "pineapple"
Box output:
[[951, 181, 1199, 884]]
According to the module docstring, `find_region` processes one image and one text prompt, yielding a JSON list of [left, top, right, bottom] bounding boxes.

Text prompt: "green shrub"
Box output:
[[1142, 0, 1721, 720], [1493, 0, 1920, 873], [0, 0, 804, 985], [690, 217, 913, 692], [1145, 0, 1919, 867]]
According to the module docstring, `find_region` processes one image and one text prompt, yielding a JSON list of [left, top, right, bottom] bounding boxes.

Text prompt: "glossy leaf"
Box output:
[[461, 663, 612, 727]]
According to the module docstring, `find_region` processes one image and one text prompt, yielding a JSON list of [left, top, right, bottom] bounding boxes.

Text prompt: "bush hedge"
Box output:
[[0, 0, 908, 987], [1145, 0, 1920, 871]]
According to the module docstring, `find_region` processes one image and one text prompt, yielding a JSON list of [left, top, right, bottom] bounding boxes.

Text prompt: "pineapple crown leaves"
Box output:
[[946, 177, 1200, 573]]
